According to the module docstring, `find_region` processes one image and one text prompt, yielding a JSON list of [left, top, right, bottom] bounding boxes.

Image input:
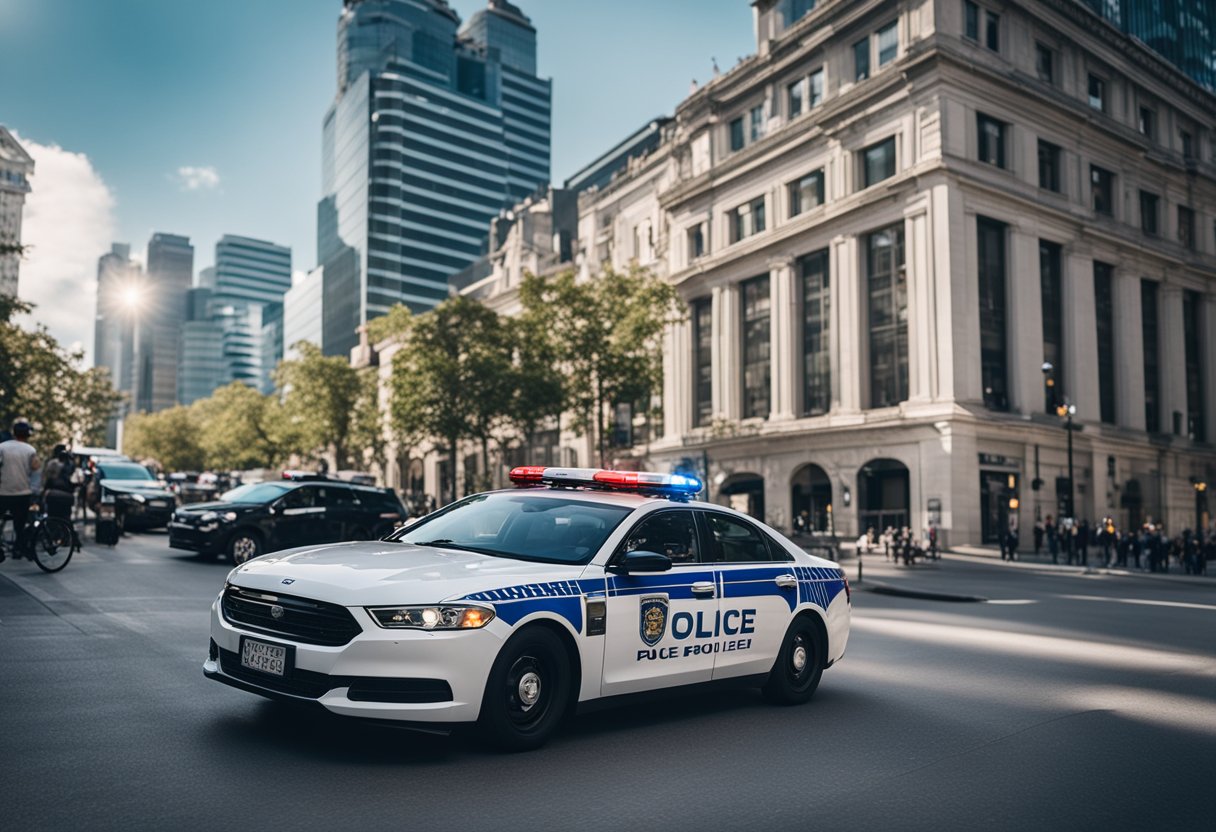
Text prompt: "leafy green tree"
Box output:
[[195, 382, 295, 470], [349, 368, 387, 476], [123, 406, 206, 471], [276, 341, 363, 469], [521, 266, 681, 466], [511, 276, 569, 459]]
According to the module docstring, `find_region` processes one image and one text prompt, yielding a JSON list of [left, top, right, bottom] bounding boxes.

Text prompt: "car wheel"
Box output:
[[478, 627, 571, 752], [227, 530, 263, 565], [762, 615, 824, 705]]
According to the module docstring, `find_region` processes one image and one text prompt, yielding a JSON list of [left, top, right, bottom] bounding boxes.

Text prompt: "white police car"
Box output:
[[205, 466, 851, 750]]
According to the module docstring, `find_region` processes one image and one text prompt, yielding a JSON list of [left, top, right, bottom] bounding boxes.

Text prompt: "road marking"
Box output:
[[984, 599, 1037, 605], [1060, 594, 1216, 612]]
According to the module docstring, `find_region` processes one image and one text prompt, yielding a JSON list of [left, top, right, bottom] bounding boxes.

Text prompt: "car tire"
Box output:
[[762, 615, 824, 705], [478, 627, 571, 752], [227, 530, 263, 565]]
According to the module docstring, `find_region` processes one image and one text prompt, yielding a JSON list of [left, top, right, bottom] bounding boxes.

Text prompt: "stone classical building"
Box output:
[[375, 0, 1216, 544], [0, 126, 34, 297]]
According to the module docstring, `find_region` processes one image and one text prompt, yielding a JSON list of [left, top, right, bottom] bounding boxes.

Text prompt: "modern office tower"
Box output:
[[211, 234, 291, 390], [94, 243, 140, 445], [1079, 0, 1216, 91], [0, 126, 34, 297], [316, 0, 551, 356], [283, 267, 324, 361], [141, 233, 194, 412], [260, 302, 284, 393], [178, 287, 225, 406]]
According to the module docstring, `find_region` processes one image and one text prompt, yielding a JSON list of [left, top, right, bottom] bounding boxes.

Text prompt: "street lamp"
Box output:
[[1193, 479, 1209, 535], [1042, 361, 1077, 521]]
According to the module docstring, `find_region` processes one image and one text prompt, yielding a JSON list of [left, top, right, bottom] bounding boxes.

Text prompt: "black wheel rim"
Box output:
[[788, 630, 815, 692], [232, 536, 258, 564], [504, 652, 550, 730]]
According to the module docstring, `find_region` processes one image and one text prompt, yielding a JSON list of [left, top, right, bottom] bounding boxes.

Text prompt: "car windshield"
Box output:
[[390, 492, 632, 565], [221, 482, 293, 504], [98, 463, 154, 481]]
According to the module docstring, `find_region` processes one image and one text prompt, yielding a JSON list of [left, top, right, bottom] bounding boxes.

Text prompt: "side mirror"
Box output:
[[607, 550, 673, 575]]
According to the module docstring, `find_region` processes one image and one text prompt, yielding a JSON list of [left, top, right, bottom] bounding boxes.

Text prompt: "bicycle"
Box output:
[[0, 506, 78, 572]]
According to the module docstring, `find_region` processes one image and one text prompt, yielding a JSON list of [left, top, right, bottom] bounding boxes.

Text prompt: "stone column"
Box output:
[[1007, 224, 1045, 416], [1204, 294, 1216, 444], [1063, 249, 1099, 421], [769, 256, 798, 420], [904, 204, 934, 402], [712, 284, 741, 420], [1159, 286, 1187, 436], [662, 318, 691, 439], [831, 234, 860, 412], [1113, 271, 1145, 431]]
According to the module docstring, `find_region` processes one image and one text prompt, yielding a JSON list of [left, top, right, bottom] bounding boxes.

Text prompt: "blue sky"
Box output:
[[0, 0, 755, 290]]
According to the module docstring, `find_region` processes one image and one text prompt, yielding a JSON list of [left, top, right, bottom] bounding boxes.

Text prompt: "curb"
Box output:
[[860, 580, 988, 603]]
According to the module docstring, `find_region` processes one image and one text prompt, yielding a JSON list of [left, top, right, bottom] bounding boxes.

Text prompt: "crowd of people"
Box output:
[[856, 525, 940, 565], [1032, 515, 1212, 574]]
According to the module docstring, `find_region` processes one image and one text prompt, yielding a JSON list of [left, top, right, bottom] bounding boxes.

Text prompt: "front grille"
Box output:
[[217, 647, 452, 703], [221, 584, 363, 646]]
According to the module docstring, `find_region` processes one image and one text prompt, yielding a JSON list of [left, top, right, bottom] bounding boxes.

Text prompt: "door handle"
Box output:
[[691, 581, 716, 598], [775, 574, 798, 588]]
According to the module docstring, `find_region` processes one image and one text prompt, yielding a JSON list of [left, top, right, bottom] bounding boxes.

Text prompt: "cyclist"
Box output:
[[0, 420, 42, 562], [42, 444, 76, 521]]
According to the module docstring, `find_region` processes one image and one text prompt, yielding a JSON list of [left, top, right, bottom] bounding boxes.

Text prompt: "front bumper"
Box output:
[[206, 595, 507, 723], [122, 501, 175, 528], [168, 522, 224, 553]]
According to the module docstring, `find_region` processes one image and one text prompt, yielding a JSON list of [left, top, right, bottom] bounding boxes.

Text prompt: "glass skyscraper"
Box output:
[[1080, 0, 1216, 91], [143, 233, 193, 413], [315, 0, 551, 356], [212, 234, 292, 392]]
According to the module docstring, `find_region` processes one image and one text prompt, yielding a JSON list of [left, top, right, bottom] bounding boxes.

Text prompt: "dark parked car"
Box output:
[[87, 461, 177, 531], [168, 479, 407, 563]]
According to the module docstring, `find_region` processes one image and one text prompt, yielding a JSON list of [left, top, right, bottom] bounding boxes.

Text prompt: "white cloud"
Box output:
[[173, 165, 220, 191], [15, 133, 116, 365]]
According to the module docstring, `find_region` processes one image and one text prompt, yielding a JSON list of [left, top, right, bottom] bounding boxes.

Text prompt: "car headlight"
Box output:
[[366, 604, 495, 630], [199, 511, 237, 523], [126, 493, 147, 504]]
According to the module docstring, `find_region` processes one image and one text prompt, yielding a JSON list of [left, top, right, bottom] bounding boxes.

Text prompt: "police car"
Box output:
[[205, 466, 851, 750]]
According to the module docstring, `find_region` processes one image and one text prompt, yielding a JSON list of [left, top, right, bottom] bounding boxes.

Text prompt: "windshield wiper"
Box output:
[[415, 539, 482, 553]]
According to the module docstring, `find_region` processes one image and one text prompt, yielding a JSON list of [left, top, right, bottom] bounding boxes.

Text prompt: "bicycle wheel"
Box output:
[[32, 517, 75, 573]]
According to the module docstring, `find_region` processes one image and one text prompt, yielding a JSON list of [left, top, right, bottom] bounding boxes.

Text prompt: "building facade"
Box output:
[[141, 232, 194, 412], [178, 287, 226, 405], [283, 266, 325, 361], [1080, 0, 1216, 92], [316, 0, 551, 357], [94, 243, 140, 445], [0, 126, 34, 297], [212, 234, 291, 391]]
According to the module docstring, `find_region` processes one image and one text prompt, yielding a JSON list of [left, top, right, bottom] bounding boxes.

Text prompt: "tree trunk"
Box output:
[[596, 376, 606, 469], [446, 437, 458, 506], [480, 436, 490, 491]]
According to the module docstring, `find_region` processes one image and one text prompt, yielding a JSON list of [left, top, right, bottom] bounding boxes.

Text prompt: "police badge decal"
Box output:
[[639, 595, 668, 646]]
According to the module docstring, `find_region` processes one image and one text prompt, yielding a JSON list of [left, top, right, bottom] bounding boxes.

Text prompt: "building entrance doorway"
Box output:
[[980, 470, 1018, 544], [857, 459, 909, 534], [720, 473, 765, 521], [790, 464, 832, 535]]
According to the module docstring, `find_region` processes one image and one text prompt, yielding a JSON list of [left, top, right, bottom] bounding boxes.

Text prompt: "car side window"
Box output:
[[620, 510, 701, 564], [324, 487, 359, 508], [703, 512, 772, 563], [281, 487, 315, 509]]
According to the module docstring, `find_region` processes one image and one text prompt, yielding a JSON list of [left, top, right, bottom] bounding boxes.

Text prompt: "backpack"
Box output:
[[53, 459, 76, 492]]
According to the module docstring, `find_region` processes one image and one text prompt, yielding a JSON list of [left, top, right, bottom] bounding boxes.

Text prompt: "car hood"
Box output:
[[99, 480, 175, 498], [179, 500, 257, 514], [228, 541, 588, 607]]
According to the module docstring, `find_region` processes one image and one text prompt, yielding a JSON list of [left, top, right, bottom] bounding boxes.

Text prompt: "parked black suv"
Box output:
[[168, 479, 407, 563]]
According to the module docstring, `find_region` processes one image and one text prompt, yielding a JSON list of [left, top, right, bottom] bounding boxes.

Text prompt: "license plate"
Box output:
[[241, 638, 287, 677]]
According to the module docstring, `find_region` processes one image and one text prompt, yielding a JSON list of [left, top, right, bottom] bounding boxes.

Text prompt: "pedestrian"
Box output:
[[1077, 519, 1090, 567], [1033, 518, 1044, 555], [1004, 526, 1019, 561], [0, 421, 42, 561], [40, 444, 76, 521], [1046, 515, 1058, 563], [1099, 518, 1114, 567]]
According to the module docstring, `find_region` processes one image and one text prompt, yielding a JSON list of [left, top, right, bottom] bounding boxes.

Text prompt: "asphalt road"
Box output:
[[1, 529, 1213, 831]]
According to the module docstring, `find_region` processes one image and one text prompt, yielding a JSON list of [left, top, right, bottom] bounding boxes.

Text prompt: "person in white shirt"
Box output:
[[0, 420, 41, 561]]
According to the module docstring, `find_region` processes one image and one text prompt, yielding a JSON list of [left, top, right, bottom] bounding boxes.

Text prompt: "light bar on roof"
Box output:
[[508, 466, 703, 498]]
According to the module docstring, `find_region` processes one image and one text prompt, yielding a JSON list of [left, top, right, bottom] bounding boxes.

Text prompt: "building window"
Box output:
[[1178, 206, 1195, 249], [1091, 165, 1113, 216], [964, 1, 979, 40], [687, 224, 705, 260], [1040, 241, 1064, 414], [1087, 74, 1105, 112], [977, 114, 1006, 168], [867, 225, 907, 408], [808, 68, 824, 107], [985, 11, 999, 50], [729, 117, 744, 152], [1141, 280, 1159, 433], [1093, 262, 1116, 425], [800, 249, 831, 417], [692, 298, 713, 427], [977, 217, 1008, 411], [782, 0, 816, 27], [1183, 290, 1205, 441], [749, 104, 764, 143], [787, 79, 803, 118], [862, 137, 896, 187], [853, 38, 870, 81], [1035, 43, 1054, 83], [1180, 130, 1194, 159], [1139, 191, 1159, 235], [788, 169, 825, 217], [1038, 140, 1061, 191], [877, 21, 898, 66], [730, 196, 766, 243], [1138, 106, 1155, 140], [741, 275, 771, 420]]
